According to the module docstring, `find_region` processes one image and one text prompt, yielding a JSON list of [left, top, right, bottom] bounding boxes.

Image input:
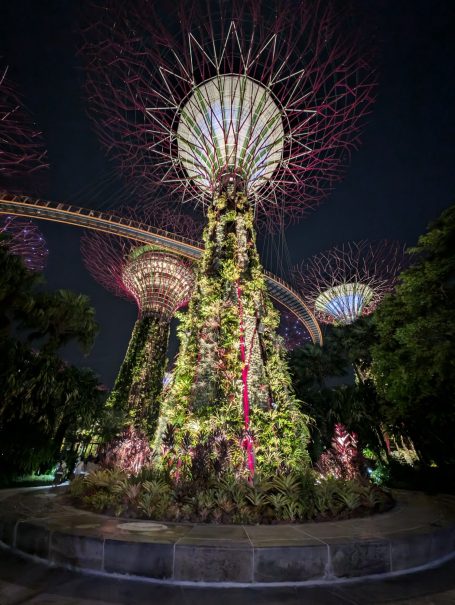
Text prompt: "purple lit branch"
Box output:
[[0, 66, 48, 183], [81, 0, 375, 227], [0, 215, 48, 271]]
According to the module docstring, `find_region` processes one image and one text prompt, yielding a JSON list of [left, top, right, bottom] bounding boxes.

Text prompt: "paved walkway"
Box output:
[[1, 486, 455, 603], [0, 546, 454, 604]]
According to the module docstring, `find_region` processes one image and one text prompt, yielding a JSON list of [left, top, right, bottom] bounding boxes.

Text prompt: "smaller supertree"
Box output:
[[0, 65, 48, 189], [81, 213, 196, 440], [0, 215, 48, 272], [294, 241, 406, 325]]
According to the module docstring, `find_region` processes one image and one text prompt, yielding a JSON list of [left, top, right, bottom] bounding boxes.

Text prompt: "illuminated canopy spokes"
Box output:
[[294, 240, 407, 325], [177, 75, 284, 195], [81, 0, 376, 226], [122, 248, 194, 319], [315, 283, 374, 325]]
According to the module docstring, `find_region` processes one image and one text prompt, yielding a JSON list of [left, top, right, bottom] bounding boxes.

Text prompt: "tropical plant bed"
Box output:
[[68, 468, 394, 525]]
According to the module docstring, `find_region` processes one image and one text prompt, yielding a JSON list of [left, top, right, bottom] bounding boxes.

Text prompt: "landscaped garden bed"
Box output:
[[68, 467, 393, 525]]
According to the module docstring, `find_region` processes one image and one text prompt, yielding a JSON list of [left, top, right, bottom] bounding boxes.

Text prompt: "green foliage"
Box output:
[[289, 205, 455, 477], [0, 243, 40, 339], [0, 241, 104, 478], [158, 191, 311, 476], [70, 467, 393, 524], [372, 204, 455, 465], [106, 316, 169, 438], [289, 327, 387, 462], [21, 290, 98, 355]]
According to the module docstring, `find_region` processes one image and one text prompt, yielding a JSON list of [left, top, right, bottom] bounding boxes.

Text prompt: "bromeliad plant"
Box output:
[[100, 425, 153, 476], [69, 466, 393, 524], [316, 423, 364, 480]]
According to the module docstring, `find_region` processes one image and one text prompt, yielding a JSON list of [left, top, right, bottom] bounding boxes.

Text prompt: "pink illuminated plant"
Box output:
[[317, 423, 363, 480]]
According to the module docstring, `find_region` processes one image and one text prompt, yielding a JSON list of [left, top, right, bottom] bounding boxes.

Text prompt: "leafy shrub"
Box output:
[[101, 426, 153, 475], [316, 424, 364, 480], [69, 451, 392, 523]]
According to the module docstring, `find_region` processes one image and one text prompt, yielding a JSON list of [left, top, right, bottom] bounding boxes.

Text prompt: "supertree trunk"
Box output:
[[107, 314, 169, 437], [158, 181, 311, 477]]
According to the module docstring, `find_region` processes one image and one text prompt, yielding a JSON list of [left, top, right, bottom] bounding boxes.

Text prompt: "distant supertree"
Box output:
[[0, 65, 48, 189], [81, 212, 196, 438], [0, 215, 48, 272], [81, 0, 375, 477], [294, 241, 407, 325]]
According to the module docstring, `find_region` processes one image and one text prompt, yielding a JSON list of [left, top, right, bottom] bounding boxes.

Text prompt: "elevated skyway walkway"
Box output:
[[0, 191, 322, 345]]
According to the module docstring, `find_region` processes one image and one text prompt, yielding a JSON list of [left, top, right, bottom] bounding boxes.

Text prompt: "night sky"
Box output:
[[1, 1, 454, 388]]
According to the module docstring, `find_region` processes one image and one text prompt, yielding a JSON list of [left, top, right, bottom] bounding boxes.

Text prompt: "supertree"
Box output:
[[294, 241, 407, 325], [0, 215, 48, 272], [81, 0, 375, 476], [81, 214, 196, 439], [0, 65, 48, 190]]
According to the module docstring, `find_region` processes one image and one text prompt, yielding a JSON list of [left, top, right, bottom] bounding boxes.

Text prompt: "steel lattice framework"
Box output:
[[294, 240, 407, 325], [81, 0, 375, 226], [0, 215, 48, 272], [0, 66, 48, 182], [81, 215, 195, 319], [81, 208, 197, 438]]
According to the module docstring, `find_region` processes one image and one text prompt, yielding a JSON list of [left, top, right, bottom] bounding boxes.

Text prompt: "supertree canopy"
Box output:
[[81, 0, 375, 477], [0, 215, 48, 272], [0, 65, 48, 188], [82, 0, 375, 225], [294, 241, 407, 325], [81, 222, 195, 438]]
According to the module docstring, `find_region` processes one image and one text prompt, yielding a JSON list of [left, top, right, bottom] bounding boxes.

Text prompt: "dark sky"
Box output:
[[1, 0, 454, 387]]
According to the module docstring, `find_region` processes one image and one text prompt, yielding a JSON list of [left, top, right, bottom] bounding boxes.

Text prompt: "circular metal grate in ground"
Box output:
[[117, 521, 168, 532]]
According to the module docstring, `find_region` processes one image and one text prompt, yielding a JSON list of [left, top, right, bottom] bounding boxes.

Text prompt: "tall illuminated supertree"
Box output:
[[81, 0, 375, 476], [0, 215, 48, 272], [81, 216, 196, 438], [294, 241, 407, 326], [0, 65, 48, 190]]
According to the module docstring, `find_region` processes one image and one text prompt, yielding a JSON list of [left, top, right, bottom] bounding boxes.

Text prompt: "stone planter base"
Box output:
[[0, 489, 454, 585]]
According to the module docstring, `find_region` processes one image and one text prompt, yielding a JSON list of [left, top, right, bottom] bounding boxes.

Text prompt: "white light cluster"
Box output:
[[177, 75, 284, 194], [122, 249, 194, 319], [315, 283, 374, 325]]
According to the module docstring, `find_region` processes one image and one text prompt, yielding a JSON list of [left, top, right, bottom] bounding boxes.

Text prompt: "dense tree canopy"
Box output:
[[372, 204, 455, 465], [290, 204, 455, 470], [0, 238, 105, 477], [289, 323, 387, 462]]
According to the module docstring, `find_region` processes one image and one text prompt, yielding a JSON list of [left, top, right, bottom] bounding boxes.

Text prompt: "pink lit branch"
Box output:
[[80, 0, 376, 228], [0, 215, 48, 272], [0, 66, 48, 182]]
